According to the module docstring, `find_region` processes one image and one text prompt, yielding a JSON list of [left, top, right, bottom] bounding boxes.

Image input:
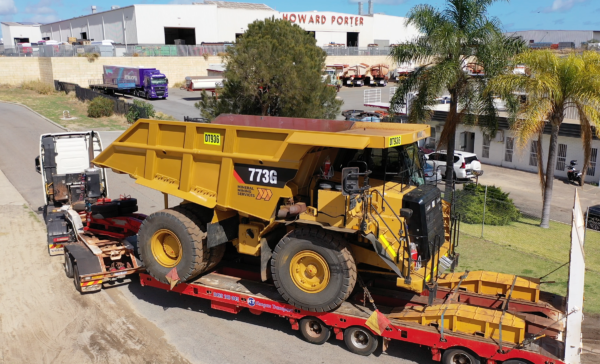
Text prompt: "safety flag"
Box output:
[[365, 310, 391, 335], [166, 267, 180, 290]]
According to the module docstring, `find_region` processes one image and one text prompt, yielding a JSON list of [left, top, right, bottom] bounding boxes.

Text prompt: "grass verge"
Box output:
[[0, 86, 129, 131], [456, 218, 600, 314]]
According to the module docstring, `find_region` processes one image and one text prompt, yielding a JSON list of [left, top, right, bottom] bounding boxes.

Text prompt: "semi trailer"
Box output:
[[89, 65, 168, 99], [90, 115, 584, 363], [35, 131, 145, 292]]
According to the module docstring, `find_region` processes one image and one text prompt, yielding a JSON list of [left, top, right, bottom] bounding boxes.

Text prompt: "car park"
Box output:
[[425, 150, 482, 180]]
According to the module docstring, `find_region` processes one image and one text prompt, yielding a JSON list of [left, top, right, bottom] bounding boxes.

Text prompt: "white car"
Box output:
[[423, 160, 442, 184], [425, 150, 482, 180]]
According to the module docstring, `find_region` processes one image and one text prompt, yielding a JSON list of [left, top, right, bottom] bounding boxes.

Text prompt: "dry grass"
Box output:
[[21, 80, 55, 95], [152, 111, 178, 121], [0, 86, 129, 130], [171, 81, 185, 89]]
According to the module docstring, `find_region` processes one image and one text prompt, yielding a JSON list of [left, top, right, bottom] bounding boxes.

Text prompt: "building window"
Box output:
[[529, 142, 538, 167], [556, 144, 567, 171], [505, 137, 514, 163], [482, 134, 490, 159], [589, 148, 598, 177]]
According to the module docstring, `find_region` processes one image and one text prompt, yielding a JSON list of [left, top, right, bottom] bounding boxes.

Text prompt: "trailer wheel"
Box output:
[[343, 326, 378, 356], [299, 317, 331, 345], [64, 252, 74, 278], [137, 208, 213, 285], [442, 348, 481, 364], [271, 227, 357, 312], [73, 264, 82, 293]]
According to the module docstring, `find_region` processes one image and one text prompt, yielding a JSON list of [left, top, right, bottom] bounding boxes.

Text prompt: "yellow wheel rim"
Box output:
[[151, 229, 182, 268], [290, 250, 330, 293]]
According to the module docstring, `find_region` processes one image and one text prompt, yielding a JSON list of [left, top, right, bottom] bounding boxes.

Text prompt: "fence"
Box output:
[[54, 80, 147, 118], [0, 44, 392, 58]]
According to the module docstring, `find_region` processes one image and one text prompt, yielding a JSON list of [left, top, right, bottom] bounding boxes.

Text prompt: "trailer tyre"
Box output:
[[64, 252, 74, 278], [299, 317, 331, 345], [73, 265, 83, 293], [343, 326, 378, 356], [271, 227, 357, 312], [137, 208, 213, 285], [442, 348, 481, 364]]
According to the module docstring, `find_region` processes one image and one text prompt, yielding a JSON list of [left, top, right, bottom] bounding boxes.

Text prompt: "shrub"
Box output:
[[21, 80, 54, 95], [87, 97, 114, 118], [453, 184, 521, 226], [126, 99, 155, 123], [153, 111, 178, 121], [202, 52, 210, 60], [171, 81, 185, 88]]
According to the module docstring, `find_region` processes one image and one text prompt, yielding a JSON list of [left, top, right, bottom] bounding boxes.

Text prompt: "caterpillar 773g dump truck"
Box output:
[[92, 115, 566, 348]]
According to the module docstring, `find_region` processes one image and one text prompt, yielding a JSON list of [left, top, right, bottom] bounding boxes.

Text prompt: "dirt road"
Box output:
[[0, 169, 190, 364]]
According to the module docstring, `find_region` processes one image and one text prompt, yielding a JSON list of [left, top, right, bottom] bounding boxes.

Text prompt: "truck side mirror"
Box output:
[[35, 156, 41, 174], [342, 167, 360, 196]]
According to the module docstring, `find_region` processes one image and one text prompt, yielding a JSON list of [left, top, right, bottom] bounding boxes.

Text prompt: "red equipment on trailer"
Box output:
[[140, 267, 568, 364]]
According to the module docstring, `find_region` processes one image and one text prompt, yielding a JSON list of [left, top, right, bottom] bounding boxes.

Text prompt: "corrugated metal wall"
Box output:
[[505, 30, 596, 47]]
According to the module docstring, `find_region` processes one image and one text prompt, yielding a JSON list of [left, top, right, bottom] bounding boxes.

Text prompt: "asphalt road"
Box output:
[[0, 102, 431, 364]]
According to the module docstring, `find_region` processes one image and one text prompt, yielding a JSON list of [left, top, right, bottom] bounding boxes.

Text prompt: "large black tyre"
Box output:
[[176, 203, 225, 271], [64, 252, 74, 278], [137, 207, 212, 285], [299, 317, 331, 345], [343, 326, 378, 356], [442, 348, 481, 364], [271, 227, 357, 312]]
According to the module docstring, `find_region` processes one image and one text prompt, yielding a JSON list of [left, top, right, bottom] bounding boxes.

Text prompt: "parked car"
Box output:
[[425, 150, 482, 180], [423, 160, 442, 185]]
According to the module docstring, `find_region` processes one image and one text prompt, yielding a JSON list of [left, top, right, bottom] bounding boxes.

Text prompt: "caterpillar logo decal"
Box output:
[[388, 135, 402, 148], [256, 188, 273, 201], [204, 132, 221, 146]]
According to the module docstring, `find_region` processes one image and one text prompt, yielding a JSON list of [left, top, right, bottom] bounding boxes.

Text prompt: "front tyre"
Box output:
[[271, 227, 357, 312]]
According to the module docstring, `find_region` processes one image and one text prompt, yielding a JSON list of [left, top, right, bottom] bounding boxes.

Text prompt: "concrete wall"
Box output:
[[0, 58, 41, 84], [0, 55, 396, 86]]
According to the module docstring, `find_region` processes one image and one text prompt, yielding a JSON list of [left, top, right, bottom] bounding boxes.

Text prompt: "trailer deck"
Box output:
[[140, 269, 565, 364]]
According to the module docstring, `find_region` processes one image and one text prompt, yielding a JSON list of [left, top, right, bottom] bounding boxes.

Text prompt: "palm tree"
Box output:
[[390, 0, 525, 198], [489, 50, 600, 228]]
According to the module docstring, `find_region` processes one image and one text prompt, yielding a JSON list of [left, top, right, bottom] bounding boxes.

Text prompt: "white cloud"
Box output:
[[25, 14, 59, 23], [0, 0, 17, 15], [540, 0, 588, 13], [24, 0, 61, 23]]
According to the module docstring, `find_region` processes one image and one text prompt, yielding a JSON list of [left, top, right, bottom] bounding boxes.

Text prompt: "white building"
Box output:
[[0, 22, 42, 46], [30, 1, 417, 47], [427, 111, 600, 184]]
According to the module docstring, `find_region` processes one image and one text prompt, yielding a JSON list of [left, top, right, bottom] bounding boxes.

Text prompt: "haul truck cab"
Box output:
[[35, 131, 144, 293]]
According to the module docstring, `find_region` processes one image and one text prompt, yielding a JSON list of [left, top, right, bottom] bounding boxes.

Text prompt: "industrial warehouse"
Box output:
[[1, 1, 419, 48]]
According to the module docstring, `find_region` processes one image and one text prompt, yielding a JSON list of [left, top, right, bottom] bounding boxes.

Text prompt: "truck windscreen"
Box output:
[[151, 78, 168, 85], [335, 143, 425, 186]]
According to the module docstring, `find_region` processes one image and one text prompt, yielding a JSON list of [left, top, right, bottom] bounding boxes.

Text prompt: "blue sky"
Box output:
[[1, 0, 597, 34]]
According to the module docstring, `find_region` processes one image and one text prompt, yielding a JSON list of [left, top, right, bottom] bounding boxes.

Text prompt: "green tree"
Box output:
[[488, 50, 600, 228], [390, 0, 525, 198], [196, 17, 341, 120]]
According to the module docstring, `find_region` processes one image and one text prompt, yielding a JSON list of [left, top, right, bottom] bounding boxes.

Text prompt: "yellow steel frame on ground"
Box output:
[[389, 303, 526, 345], [437, 271, 541, 303]]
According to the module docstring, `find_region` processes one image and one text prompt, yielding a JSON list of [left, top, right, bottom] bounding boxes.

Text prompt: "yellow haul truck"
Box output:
[[92, 115, 549, 321]]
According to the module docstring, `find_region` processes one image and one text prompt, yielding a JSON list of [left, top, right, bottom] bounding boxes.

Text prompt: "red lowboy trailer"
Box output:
[[140, 267, 568, 364]]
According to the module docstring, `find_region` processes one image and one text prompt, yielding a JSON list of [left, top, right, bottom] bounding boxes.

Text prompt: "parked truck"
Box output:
[[91, 115, 583, 363], [35, 131, 145, 293], [89, 65, 168, 99]]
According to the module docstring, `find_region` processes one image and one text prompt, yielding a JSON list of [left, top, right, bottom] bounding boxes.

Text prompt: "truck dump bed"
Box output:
[[92, 114, 430, 220]]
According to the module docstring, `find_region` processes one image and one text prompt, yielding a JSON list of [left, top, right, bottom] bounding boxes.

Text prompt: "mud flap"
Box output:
[[363, 233, 404, 279], [207, 215, 239, 249]]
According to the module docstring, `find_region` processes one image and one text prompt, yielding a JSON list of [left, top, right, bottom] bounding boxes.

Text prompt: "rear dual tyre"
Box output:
[[137, 205, 224, 285]]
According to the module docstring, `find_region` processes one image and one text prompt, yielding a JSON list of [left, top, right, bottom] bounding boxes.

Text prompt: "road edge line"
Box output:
[[0, 100, 69, 131]]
